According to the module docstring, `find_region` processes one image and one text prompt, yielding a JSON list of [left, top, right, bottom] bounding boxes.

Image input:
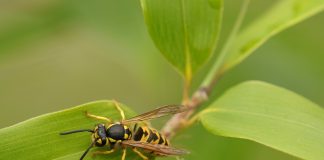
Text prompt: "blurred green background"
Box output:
[[0, 0, 323, 159]]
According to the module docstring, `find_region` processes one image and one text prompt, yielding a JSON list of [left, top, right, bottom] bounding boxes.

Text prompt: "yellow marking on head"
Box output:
[[124, 133, 129, 139], [123, 125, 129, 130], [105, 138, 110, 145], [97, 138, 102, 144], [94, 133, 99, 139], [109, 138, 116, 142]]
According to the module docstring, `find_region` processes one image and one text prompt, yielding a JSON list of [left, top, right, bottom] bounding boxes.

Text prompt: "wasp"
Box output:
[[60, 101, 189, 160]]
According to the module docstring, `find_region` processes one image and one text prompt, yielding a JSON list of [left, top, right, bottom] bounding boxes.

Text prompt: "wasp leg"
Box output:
[[113, 100, 126, 120], [121, 148, 126, 160], [85, 111, 112, 123], [92, 149, 115, 157], [132, 148, 149, 160]]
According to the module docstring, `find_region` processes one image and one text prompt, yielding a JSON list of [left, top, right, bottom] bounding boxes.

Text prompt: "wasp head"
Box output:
[[92, 124, 109, 147]]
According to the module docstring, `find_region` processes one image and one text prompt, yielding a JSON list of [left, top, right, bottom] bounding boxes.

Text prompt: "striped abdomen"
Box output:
[[132, 125, 169, 146]]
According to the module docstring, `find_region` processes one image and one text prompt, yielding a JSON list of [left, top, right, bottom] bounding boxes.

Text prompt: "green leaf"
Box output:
[[141, 0, 223, 79], [0, 100, 142, 160], [217, 0, 324, 74], [199, 81, 324, 160]]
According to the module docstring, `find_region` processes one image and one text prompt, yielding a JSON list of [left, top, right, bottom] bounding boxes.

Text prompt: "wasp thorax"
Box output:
[[93, 124, 108, 147], [106, 123, 132, 143]]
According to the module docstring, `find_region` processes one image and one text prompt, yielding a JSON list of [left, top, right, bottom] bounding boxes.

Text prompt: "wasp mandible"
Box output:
[[60, 101, 189, 160]]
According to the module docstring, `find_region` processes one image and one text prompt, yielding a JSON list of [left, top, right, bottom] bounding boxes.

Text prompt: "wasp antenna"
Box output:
[[80, 142, 95, 160], [60, 129, 94, 135]]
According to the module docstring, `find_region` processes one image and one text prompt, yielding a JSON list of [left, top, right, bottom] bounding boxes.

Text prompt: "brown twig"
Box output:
[[161, 65, 223, 139], [161, 70, 223, 139], [161, 76, 219, 139]]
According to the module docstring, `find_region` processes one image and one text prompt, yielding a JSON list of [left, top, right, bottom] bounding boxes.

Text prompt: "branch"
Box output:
[[161, 75, 218, 138], [161, 0, 250, 139]]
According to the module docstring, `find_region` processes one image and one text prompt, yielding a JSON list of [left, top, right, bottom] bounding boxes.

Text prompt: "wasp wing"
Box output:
[[122, 105, 187, 124], [122, 140, 189, 156]]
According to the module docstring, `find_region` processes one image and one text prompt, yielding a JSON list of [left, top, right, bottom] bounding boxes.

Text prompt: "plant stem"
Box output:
[[161, 0, 250, 139], [202, 0, 250, 87], [182, 75, 191, 104], [161, 87, 209, 138]]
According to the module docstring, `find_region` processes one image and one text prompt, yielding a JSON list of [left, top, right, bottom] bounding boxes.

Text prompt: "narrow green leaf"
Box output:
[[0, 100, 142, 160], [217, 0, 324, 74], [141, 0, 223, 79], [199, 81, 324, 160]]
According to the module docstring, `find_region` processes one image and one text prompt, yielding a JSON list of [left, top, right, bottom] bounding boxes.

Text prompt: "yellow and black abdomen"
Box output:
[[132, 125, 169, 146]]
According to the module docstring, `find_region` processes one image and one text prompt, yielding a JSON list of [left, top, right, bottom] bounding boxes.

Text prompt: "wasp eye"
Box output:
[[99, 130, 104, 135]]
